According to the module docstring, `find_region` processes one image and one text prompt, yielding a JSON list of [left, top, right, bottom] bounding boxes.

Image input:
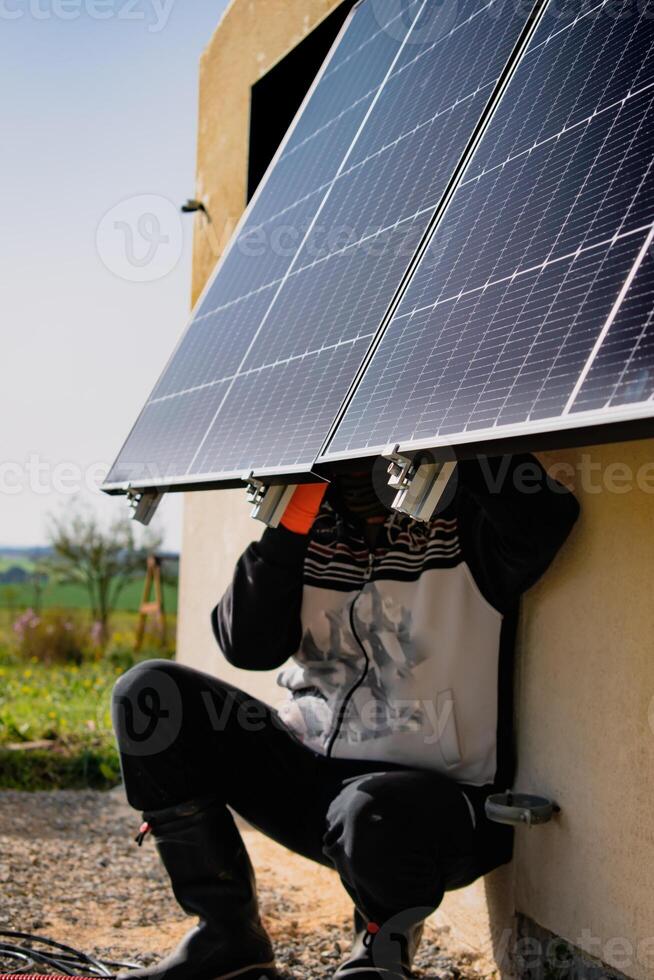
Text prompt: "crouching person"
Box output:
[[112, 455, 579, 980]]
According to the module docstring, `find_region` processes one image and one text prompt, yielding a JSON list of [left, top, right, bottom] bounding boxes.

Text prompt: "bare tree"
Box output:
[[46, 507, 162, 645]]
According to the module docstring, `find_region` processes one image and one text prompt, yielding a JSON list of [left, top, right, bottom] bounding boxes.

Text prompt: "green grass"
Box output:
[[0, 614, 176, 790], [0, 656, 122, 790], [0, 578, 178, 613]]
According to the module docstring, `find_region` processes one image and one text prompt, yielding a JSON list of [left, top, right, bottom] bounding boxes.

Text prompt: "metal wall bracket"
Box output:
[[485, 792, 560, 827], [383, 449, 457, 522], [126, 487, 164, 526], [245, 479, 297, 527]]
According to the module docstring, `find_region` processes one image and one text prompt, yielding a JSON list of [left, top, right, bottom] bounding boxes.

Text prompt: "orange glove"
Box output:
[[280, 483, 328, 535]]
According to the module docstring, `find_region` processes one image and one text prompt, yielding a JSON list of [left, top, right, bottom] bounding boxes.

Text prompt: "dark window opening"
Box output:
[[247, 0, 358, 201]]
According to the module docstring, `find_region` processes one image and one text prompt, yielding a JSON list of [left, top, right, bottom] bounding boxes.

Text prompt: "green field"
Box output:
[[0, 577, 178, 613], [0, 552, 178, 613]]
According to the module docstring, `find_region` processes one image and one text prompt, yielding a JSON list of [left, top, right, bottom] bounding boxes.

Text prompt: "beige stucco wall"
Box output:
[[512, 441, 654, 980], [177, 2, 654, 976]]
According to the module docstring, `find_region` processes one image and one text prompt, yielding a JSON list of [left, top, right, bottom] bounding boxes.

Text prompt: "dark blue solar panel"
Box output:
[[107, 0, 534, 487], [326, 0, 654, 457], [192, 0, 534, 476], [107, 382, 228, 485], [152, 286, 278, 400]]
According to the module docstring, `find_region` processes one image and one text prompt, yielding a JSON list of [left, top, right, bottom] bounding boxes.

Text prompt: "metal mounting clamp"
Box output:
[[126, 487, 164, 526], [245, 478, 297, 527], [485, 792, 560, 827], [383, 448, 457, 522]]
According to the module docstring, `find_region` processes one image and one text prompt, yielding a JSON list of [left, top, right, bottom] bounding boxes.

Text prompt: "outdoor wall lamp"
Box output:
[[181, 198, 209, 217]]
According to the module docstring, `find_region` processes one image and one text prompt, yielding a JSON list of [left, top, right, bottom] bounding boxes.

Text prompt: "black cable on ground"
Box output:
[[0, 930, 138, 978]]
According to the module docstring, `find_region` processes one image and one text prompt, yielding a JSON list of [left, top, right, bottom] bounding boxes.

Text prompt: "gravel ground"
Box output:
[[0, 789, 489, 979]]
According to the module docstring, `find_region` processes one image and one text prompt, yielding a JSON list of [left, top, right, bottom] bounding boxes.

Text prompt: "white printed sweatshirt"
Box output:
[[213, 455, 579, 790]]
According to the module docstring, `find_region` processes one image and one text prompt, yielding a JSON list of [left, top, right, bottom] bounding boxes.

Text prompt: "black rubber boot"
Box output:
[[117, 796, 276, 980], [333, 909, 424, 980]]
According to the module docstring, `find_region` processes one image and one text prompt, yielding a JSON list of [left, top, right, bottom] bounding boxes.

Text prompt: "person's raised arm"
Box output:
[[456, 454, 580, 613], [211, 483, 327, 670]]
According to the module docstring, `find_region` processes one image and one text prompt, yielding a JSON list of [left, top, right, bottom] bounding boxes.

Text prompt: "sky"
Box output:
[[0, 0, 231, 553]]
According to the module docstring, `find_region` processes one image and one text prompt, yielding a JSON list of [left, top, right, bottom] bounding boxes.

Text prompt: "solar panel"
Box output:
[[104, 0, 537, 490], [323, 0, 654, 461]]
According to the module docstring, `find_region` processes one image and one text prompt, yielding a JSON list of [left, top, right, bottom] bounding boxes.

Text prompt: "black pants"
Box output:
[[112, 660, 510, 926]]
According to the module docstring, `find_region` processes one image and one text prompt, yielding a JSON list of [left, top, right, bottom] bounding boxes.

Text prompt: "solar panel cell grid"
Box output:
[[151, 286, 278, 400], [194, 338, 371, 475], [238, 220, 425, 370], [325, 0, 654, 458]]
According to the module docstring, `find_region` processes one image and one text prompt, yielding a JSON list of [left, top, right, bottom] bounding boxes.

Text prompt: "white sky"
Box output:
[[0, 0, 230, 552]]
